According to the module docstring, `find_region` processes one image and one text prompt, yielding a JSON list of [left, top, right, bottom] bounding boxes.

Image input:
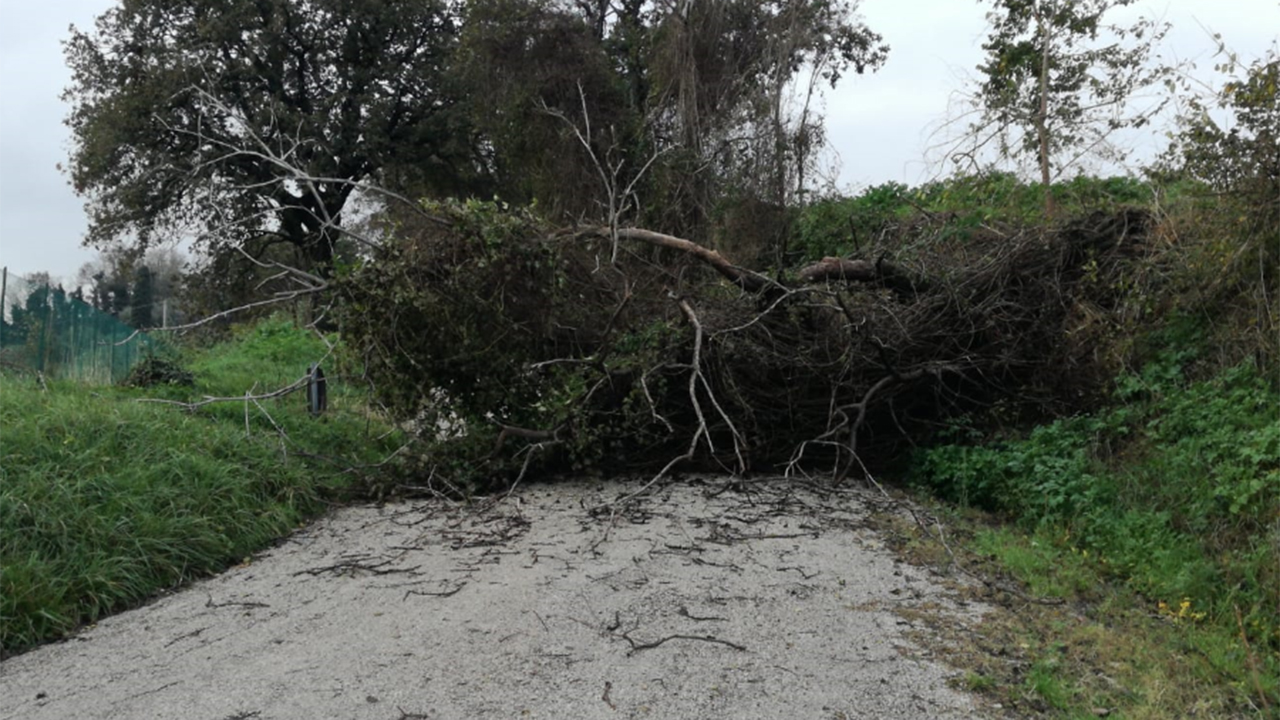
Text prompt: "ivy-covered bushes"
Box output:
[[912, 346, 1280, 655]]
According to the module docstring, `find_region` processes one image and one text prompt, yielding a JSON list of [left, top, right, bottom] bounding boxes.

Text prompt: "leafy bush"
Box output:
[[1161, 51, 1279, 230], [793, 182, 912, 261], [912, 353, 1280, 654], [793, 174, 1161, 262]]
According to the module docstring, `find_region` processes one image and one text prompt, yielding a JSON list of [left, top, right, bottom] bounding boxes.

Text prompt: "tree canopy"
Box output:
[[63, 0, 477, 274], [1168, 48, 1279, 225], [455, 0, 888, 244], [66, 0, 888, 281], [964, 0, 1172, 214]]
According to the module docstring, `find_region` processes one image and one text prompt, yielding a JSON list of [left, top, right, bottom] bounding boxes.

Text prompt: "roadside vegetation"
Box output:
[[906, 347, 1278, 717], [4, 168, 1272, 719], [0, 318, 404, 656], [7, 1, 1273, 713], [806, 170, 1278, 717]]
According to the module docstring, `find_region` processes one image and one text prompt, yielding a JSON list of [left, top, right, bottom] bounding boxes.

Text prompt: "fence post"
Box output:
[[68, 300, 77, 380], [39, 284, 54, 374], [307, 363, 327, 416], [0, 266, 7, 348]]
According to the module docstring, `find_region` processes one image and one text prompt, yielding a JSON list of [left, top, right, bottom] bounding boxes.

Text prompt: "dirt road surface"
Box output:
[[0, 478, 990, 719]]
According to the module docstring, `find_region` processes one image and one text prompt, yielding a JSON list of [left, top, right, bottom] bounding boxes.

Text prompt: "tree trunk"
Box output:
[[1036, 3, 1056, 219]]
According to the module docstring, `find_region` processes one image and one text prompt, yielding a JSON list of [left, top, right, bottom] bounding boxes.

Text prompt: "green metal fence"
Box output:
[[0, 268, 153, 384]]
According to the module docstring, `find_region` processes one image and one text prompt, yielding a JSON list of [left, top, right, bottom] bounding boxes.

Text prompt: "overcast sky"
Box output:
[[0, 1, 1276, 282]]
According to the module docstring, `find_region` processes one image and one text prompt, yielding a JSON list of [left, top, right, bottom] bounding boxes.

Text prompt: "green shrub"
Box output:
[[793, 182, 912, 261], [912, 356, 1279, 651], [793, 174, 1161, 262]]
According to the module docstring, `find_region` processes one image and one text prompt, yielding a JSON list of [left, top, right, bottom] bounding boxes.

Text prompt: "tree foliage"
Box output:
[[1166, 46, 1279, 227], [454, 0, 634, 221], [339, 197, 1153, 492], [456, 0, 888, 245], [129, 265, 155, 329], [63, 0, 475, 274], [77, 246, 185, 326], [963, 0, 1172, 214], [65, 0, 885, 281], [1152, 44, 1280, 366]]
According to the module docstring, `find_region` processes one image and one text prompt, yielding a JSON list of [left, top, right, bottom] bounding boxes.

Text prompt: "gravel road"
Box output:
[[0, 477, 990, 719]]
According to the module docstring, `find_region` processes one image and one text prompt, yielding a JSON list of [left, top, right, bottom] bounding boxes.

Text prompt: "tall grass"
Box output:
[[0, 318, 402, 655]]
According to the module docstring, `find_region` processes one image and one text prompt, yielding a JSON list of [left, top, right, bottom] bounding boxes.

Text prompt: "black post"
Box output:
[[307, 364, 327, 416]]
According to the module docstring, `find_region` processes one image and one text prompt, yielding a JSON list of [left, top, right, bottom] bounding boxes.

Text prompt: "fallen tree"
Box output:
[[338, 199, 1151, 494]]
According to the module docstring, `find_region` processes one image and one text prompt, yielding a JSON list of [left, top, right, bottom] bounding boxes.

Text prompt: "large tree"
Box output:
[[63, 0, 476, 275], [964, 0, 1172, 216], [456, 0, 887, 248]]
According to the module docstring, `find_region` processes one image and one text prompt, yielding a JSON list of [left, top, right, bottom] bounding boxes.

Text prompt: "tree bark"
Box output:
[[586, 226, 781, 293]]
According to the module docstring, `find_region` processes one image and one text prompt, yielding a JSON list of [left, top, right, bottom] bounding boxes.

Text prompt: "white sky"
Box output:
[[0, 0, 1276, 281]]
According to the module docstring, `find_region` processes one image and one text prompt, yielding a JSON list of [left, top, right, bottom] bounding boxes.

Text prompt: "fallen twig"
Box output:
[[676, 606, 727, 622], [619, 631, 747, 656], [205, 594, 270, 610], [137, 375, 310, 411], [294, 559, 419, 577], [403, 585, 465, 601]]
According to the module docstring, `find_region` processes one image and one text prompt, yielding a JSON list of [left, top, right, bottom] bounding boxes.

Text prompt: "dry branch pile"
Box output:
[[339, 201, 1151, 492]]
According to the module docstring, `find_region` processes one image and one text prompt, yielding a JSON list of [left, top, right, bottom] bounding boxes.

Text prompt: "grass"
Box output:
[[0, 317, 403, 655], [875, 500, 1279, 719], [982, 524, 1276, 718], [971, 528, 1099, 600]]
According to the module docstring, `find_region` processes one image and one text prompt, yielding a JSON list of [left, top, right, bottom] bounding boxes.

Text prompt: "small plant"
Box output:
[[963, 672, 996, 692], [1157, 598, 1208, 625], [1027, 648, 1071, 710], [122, 352, 195, 388]]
